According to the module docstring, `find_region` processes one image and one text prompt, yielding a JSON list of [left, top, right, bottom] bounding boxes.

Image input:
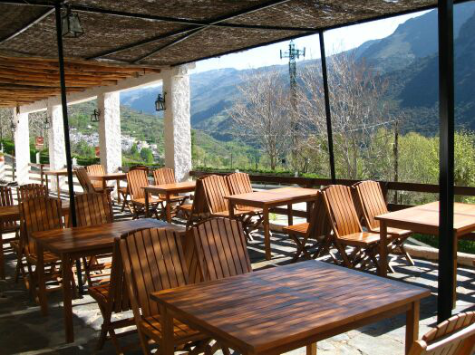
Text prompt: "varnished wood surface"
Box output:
[[143, 181, 196, 195], [152, 260, 430, 355], [375, 202, 475, 237], [226, 187, 319, 207], [88, 173, 127, 181], [0, 200, 70, 221], [31, 219, 184, 255]]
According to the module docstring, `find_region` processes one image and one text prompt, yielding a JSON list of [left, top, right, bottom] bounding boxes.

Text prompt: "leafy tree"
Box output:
[[140, 148, 154, 164]]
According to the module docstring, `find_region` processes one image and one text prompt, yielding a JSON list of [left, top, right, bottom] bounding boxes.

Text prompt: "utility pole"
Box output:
[[280, 40, 305, 171]]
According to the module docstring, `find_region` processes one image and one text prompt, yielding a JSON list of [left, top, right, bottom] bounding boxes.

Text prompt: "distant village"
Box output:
[[69, 127, 162, 160]]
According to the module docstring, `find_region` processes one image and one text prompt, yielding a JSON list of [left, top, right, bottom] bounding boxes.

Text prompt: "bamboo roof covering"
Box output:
[[0, 0, 448, 107]]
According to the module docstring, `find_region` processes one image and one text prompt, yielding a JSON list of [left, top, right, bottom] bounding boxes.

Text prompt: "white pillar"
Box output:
[[98, 92, 122, 173], [47, 104, 66, 170], [12, 108, 30, 184], [163, 65, 193, 182]]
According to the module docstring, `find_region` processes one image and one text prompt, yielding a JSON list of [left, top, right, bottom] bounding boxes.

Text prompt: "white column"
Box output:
[[47, 104, 66, 170], [12, 108, 30, 184], [163, 65, 193, 182], [98, 92, 122, 173]]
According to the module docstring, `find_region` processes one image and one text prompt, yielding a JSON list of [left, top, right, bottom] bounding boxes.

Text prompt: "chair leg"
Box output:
[[400, 244, 415, 266]]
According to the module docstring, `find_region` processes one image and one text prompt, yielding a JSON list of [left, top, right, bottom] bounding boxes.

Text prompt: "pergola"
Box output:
[[0, 0, 466, 323]]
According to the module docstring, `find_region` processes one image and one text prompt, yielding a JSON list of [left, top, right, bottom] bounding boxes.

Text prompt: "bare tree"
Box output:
[[228, 69, 291, 171], [297, 52, 392, 179]]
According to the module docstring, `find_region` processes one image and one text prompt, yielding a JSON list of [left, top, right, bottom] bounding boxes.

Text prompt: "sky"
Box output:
[[192, 10, 429, 74]]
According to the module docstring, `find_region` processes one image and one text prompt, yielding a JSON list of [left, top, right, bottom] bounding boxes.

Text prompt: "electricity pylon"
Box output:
[[280, 40, 305, 170]]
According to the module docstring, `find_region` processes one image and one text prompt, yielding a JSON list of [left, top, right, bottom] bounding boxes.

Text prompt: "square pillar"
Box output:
[[98, 92, 122, 173], [47, 104, 66, 170], [12, 108, 30, 184], [163, 66, 193, 182]]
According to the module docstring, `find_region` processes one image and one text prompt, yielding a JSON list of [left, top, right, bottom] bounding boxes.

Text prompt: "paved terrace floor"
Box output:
[[0, 205, 474, 355]]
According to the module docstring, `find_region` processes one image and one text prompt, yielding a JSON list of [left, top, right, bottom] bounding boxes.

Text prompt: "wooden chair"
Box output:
[[321, 185, 398, 272], [19, 196, 73, 314], [0, 186, 21, 281], [409, 311, 475, 355], [76, 167, 113, 202], [88, 239, 133, 353], [283, 191, 332, 262], [179, 178, 210, 229], [119, 228, 210, 355], [118, 165, 149, 212], [201, 175, 257, 239], [153, 167, 188, 217], [86, 164, 107, 190], [352, 180, 414, 268], [126, 169, 164, 219], [73, 192, 113, 286], [192, 218, 252, 282], [12, 184, 49, 282]]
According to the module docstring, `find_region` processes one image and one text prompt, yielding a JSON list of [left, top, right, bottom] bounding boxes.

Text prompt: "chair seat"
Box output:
[[140, 315, 204, 344], [118, 187, 128, 194], [89, 283, 109, 305], [283, 222, 309, 237], [338, 232, 399, 247], [371, 227, 412, 238], [212, 209, 253, 218], [178, 204, 192, 211], [237, 205, 263, 214], [131, 197, 164, 206]]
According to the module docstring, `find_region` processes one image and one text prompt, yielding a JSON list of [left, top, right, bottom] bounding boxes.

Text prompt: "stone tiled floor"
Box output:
[[0, 211, 474, 355]]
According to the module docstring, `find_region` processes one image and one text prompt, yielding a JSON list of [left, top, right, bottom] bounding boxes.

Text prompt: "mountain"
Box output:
[[355, 2, 474, 72], [120, 2, 475, 139]]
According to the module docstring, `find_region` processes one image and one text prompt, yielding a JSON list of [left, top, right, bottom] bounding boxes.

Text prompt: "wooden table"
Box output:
[[89, 172, 127, 200], [44, 169, 69, 198], [376, 201, 475, 305], [152, 260, 430, 355], [226, 187, 318, 260], [0, 201, 70, 279], [143, 181, 196, 222], [31, 218, 184, 343]]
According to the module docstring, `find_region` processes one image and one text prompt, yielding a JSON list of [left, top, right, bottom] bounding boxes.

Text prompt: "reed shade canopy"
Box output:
[[0, 0, 454, 108]]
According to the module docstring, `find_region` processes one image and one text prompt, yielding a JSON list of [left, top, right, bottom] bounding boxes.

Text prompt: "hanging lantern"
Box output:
[[62, 6, 84, 38], [44, 114, 50, 129], [155, 92, 166, 112], [91, 109, 100, 122]]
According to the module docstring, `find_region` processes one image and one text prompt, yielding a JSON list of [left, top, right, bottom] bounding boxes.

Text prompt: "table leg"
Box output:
[[306, 343, 317, 355], [405, 301, 419, 355], [379, 221, 388, 277], [165, 192, 172, 223], [116, 179, 121, 203], [145, 192, 150, 218], [62, 254, 74, 343], [306, 201, 312, 222], [287, 203, 293, 226], [36, 242, 48, 316], [56, 176, 60, 199], [159, 304, 174, 355], [263, 206, 271, 261], [452, 233, 458, 308]]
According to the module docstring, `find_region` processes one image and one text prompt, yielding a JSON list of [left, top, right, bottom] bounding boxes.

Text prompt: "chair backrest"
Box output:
[[128, 165, 149, 174], [73, 192, 113, 227], [119, 228, 189, 317], [75, 167, 96, 193], [409, 311, 475, 355], [126, 169, 149, 200], [153, 167, 176, 185], [18, 184, 48, 203], [0, 186, 18, 230], [201, 175, 231, 214], [352, 180, 388, 231], [19, 196, 63, 255], [86, 164, 106, 189], [192, 218, 251, 282], [226, 172, 253, 195], [308, 191, 332, 242], [86, 164, 106, 176], [321, 185, 363, 238]]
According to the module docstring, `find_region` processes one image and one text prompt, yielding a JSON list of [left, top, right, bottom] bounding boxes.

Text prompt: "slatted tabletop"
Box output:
[[152, 260, 430, 355], [32, 218, 184, 255], [375, 202, 475, 236], [143, 181, 196, 222], [88, 172, 127, 181], [226, 187, 319, 260]]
